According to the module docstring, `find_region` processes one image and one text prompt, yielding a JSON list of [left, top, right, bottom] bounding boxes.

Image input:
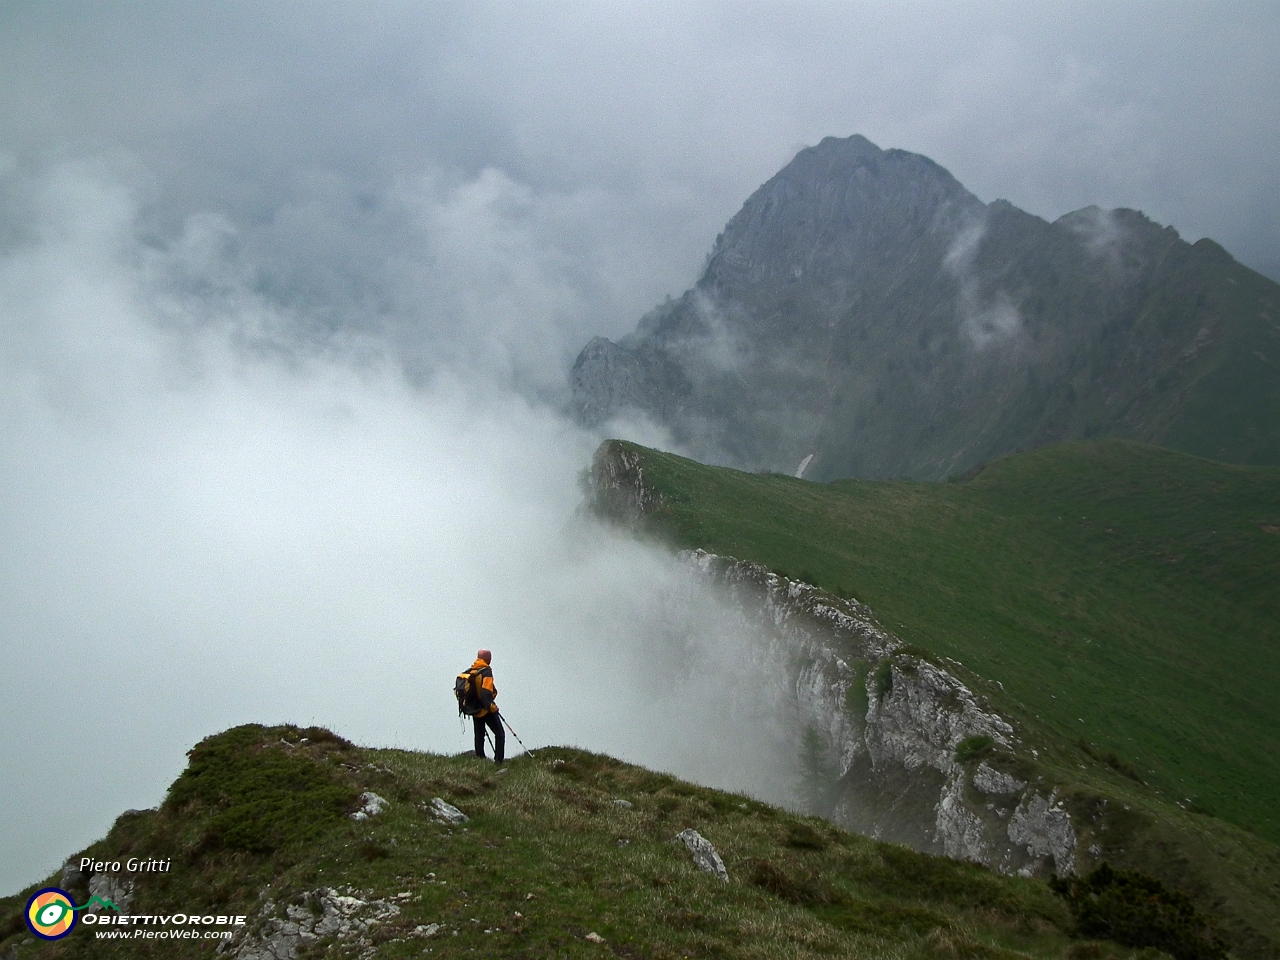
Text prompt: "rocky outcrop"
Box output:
[[676, 828, 730, 882], [349, 792, 389, 821], [87, 874, 135, 913], [589, 440, 665, 522], [225, 888, 409, 960], [677, 547, 1077, 877], [427, 797, 468, 824], [1006, 791, 1076, 876], [57, 856, 135, 912]]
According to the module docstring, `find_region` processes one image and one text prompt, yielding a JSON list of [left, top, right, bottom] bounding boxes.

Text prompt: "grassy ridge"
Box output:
[[613, 439, 1280, 845], [1, 724, 1119, 960]]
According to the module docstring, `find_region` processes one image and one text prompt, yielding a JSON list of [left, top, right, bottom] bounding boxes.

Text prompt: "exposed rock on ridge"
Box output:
[[227, 888, 405, 960], [588, 440, 664, 521]]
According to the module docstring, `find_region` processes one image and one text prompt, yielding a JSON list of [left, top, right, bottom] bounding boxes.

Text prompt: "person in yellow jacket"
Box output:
[[468, 649, 504, 764]]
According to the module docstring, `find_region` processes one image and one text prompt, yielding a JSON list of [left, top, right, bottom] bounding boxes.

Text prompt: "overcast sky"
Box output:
[[3, 1, 1278, 896]]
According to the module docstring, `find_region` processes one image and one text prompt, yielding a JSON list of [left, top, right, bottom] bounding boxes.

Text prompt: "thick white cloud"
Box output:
[[0, 162, 801, 894]]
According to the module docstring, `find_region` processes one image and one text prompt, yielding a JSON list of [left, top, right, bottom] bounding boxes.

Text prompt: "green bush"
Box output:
[[954, 735, 994, 764], [873, 661, 893, 696], [1050, 862, 1227, 960]]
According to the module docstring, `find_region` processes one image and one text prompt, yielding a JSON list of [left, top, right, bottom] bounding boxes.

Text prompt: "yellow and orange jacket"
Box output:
[[467, 659, 498, 717]]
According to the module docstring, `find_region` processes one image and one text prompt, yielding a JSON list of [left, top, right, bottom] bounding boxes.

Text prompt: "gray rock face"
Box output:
[[87, 874, 134, 912], [588, 441, 664, 523], [973, 761, 1026, 796], [676, 829, 729, 882], [428, 797, 469, 824], [674, 543, 1079, 877], [350, 792, 389, 821], [571, 134, 1280, 478], [228, 889, 403, 960], [1007, 790, 1076, 876], [60, 858, 88, 892], [569, 337, 689, 428], [864, 658, 1014, 773]]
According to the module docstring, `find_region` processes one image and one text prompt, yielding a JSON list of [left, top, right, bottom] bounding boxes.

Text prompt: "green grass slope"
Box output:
[[0, 724, 1160, 960], [609, 439, 1280, 847]]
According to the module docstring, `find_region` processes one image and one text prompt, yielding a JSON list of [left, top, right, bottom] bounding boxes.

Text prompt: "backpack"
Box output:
[[454, 665, 489, 717]]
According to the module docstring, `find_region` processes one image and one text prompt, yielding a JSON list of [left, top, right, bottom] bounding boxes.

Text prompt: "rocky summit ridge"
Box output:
[[571, 134, 1280, 480]]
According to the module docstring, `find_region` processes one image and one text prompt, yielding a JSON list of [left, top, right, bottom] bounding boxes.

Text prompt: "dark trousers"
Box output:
[[473, 712, 504, 762]]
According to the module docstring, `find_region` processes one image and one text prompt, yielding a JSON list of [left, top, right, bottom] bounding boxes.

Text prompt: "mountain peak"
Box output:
[[571, 138, 1280, 479]]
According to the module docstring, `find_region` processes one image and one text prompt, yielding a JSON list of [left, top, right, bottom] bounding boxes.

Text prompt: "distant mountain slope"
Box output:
[[571, 135, 1280, 480], [589, 438, 1280, 845], [585, 438, 1280, 955]]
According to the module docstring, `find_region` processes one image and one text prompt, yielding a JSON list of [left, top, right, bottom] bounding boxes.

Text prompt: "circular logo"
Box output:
[[26, 887, 78, 940]]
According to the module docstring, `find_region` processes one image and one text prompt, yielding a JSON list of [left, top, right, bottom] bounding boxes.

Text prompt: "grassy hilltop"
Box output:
[[0, 724, 1225, 960]]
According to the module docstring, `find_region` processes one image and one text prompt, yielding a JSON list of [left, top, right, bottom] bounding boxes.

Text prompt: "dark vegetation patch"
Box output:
[[747, 858, 840, 906], [552, 786, 605, 814], [845, 661, 871, 718], [954, 735, 995, 764], [0, 907, 23, 943], [1051, 862, 1228, 960], [784, 822, 829, 851], [357, 840, 390, 861], [1076, 739, 1145, 784], [810, 899, 948, 938], [873, 660, 894, 696], [860, 845, 1036, 918], [163, 724, 359, 855]]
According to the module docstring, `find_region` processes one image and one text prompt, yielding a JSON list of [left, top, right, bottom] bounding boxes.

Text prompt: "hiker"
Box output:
[[459, 648, 504, 764]]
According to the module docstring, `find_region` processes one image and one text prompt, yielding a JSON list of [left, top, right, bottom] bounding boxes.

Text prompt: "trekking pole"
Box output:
[[497, 711, 537, 759]]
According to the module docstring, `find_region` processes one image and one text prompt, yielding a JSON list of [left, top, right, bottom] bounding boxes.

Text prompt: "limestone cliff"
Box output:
[[587, 432, 1079, 875], [680, 548, 1076, 878]]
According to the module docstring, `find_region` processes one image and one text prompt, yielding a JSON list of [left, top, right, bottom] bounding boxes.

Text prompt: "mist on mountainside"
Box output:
[[0, 159, 806, 899]]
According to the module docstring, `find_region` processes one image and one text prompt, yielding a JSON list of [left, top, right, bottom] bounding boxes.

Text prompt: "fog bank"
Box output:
[[0, 161, 797, 896]]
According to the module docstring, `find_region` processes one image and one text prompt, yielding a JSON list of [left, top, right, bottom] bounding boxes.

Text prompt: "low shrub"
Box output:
[[1075, 739, 1144, 784], [785, 822, 829, 851], [954, 735, 994, 764], [1050, 862, 1227, 960], [747, 858, 840, 906], [873, 661, 894, 696]]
